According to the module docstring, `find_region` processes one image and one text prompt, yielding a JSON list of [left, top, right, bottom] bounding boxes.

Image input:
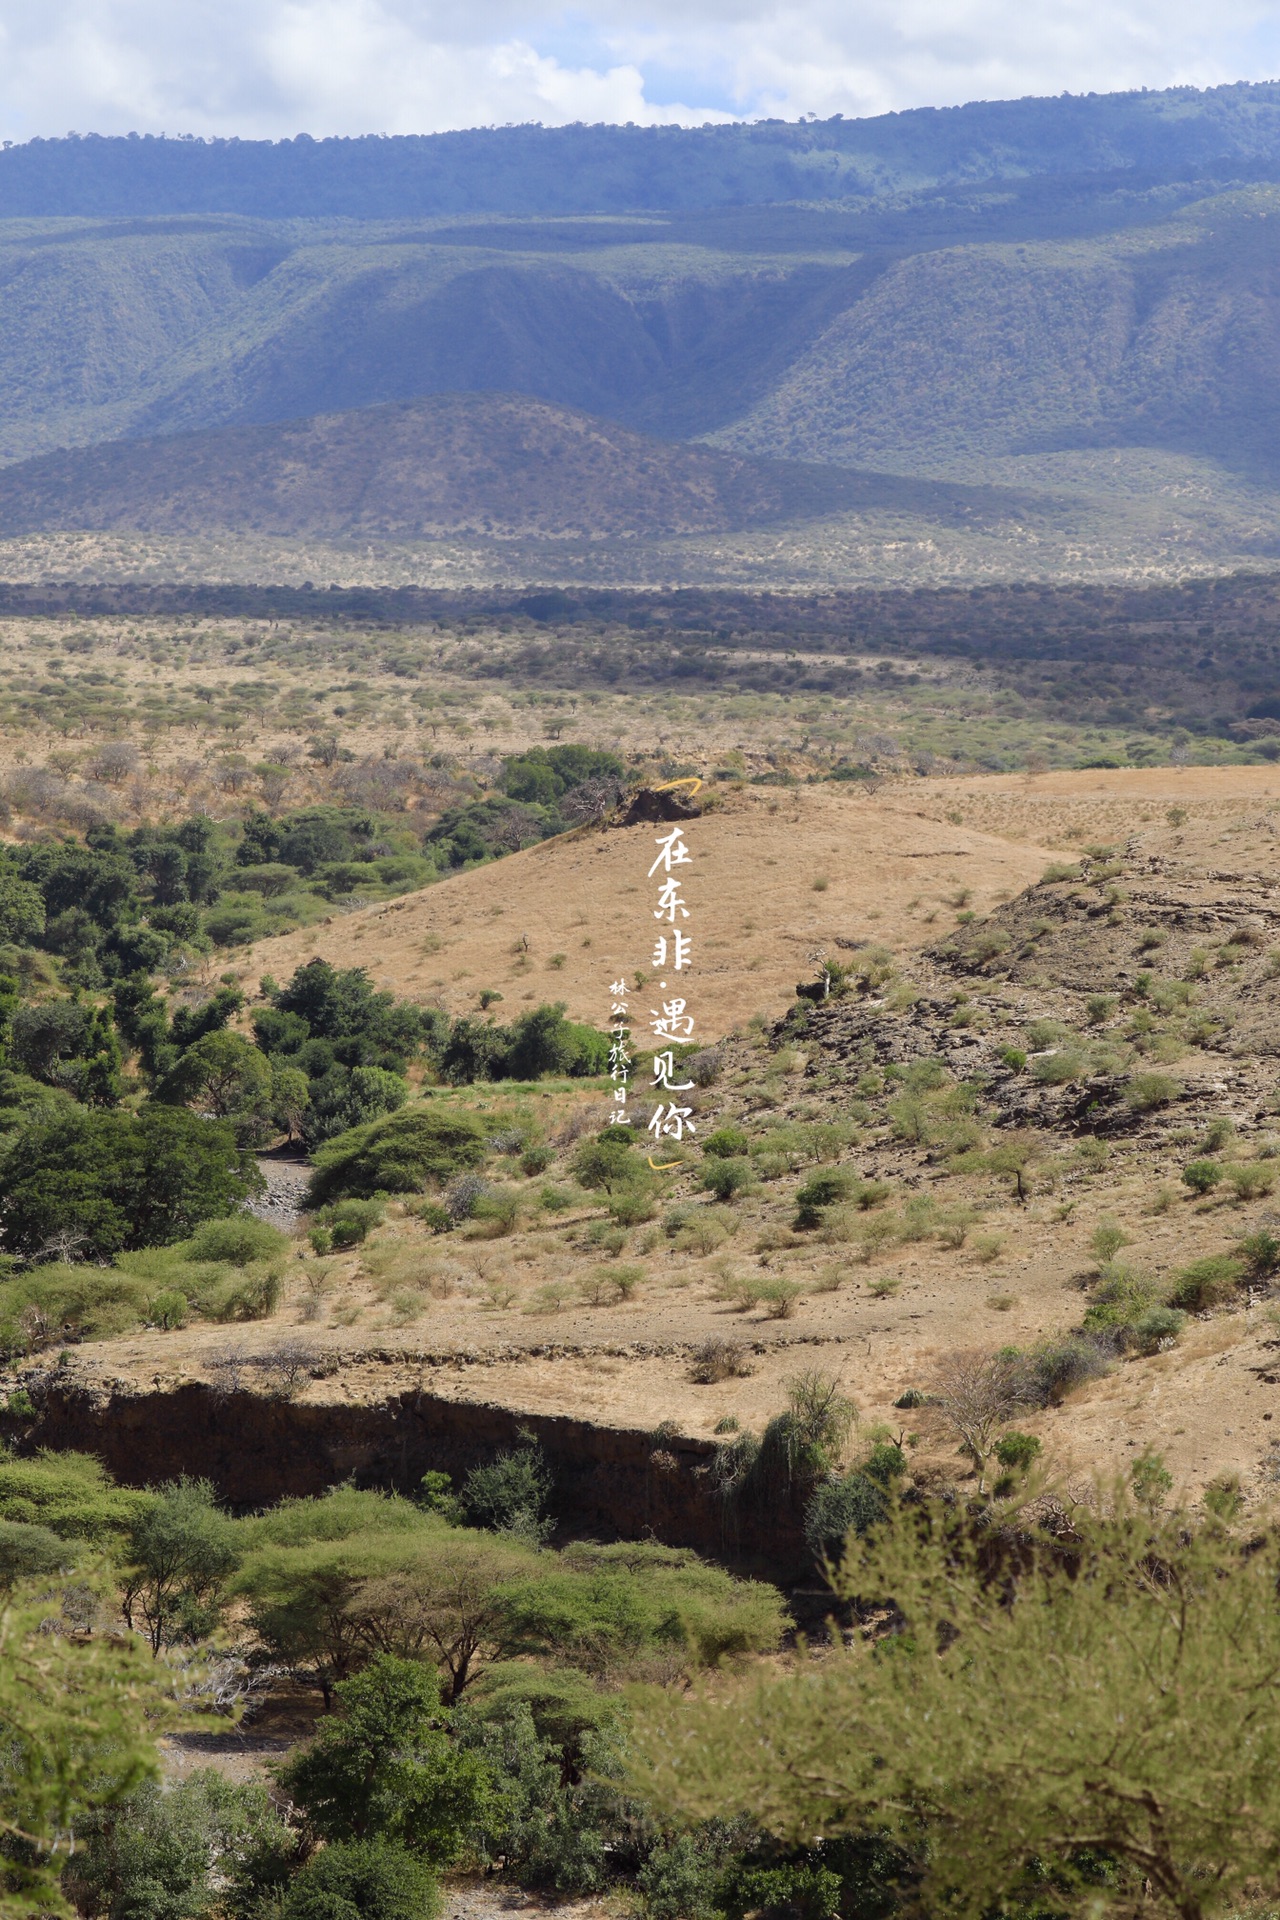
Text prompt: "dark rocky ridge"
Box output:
[[940, 856, 1280, 1056], [0, 391, 1014, 542]]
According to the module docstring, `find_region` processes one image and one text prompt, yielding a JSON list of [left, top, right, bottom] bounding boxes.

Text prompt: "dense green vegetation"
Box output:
[[4, 1443, 1276, 1920], [0, 1106, 261, 1260], [0, 960, 614, 1342], [634, 1485, 1280, 1920], [11, 88, 1280, 220], [0, 746, 622, 966], [0, 1449, 790, 1916], [0, 725, 624, 1305], [5, 109, 1280, 517]]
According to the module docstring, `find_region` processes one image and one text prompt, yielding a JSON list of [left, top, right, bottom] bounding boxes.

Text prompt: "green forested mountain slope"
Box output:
[[7, 84, 1280, 217], [2, 92, 1280, 580], [0, 219, 867, 461], [717, 191, 1280, 479], [2, 186, 1280, 490]]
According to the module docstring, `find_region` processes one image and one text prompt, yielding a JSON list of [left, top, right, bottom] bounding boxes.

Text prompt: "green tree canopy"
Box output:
[[156, 1028, 275, 1142], [497, 1543, 786, 1676], [500, 745, 624, 806], [279, 1839, 440, 1920], [0, 1450, 151, 1545], [631, 1490, 1280, 1920], [121, 1477, 240, 1656], [305, 1105, 486, 1205], [277, 1655, 491, 1865], [269, 958, 426, 1070], [236, 1508, 534, 1706], [0, 1579, 184, 1913], [0, 1106, 261, 1258], [0, 872, 46, 945]]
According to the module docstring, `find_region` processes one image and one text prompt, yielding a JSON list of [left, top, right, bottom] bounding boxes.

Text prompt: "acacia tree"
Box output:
[[121, 1479, 240, 1656], [238, 1545, 370, 1708], [631, 1491, 1280, 1920], [348, 1534, 535, 1700], [984, 1128, 1046, 1203], [157, 1030, 275, 1143], [930, 1348, 1028, 1490]]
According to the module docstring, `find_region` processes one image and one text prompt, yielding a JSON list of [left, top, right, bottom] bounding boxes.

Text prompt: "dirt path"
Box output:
[[249, 1157, 311, 1229]]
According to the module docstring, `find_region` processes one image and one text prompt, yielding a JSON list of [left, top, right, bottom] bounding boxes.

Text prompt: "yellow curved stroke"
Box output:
[[648, 1155, 683, 1171]]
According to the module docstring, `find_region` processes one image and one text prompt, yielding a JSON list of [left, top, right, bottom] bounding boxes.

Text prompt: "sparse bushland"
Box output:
[[9, 826, 1275, 1466], [6, 800, 1280, 1920], [0, 1217, 290, 1358], [0, 929, 618, 1306]]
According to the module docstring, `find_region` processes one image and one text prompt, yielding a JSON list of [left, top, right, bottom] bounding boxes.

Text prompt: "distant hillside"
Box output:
[[0, 392, 1017, 541], [4, 185, 1280, 484], [6, 89, 1280, 583], [7, 85, 1280, 217], [718, 188, 1280, 481]]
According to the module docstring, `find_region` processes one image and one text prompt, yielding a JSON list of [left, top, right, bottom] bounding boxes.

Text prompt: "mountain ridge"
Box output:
[[8, 84, 1280, 218], [2, 88, 1280, 583], [5, 187, 1280, 481]]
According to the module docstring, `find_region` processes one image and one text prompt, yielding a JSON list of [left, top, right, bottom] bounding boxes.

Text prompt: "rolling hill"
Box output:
[[0, 186, 1278, 488], [0, 392, 1023, 541], [719, 190, 1280, 481]]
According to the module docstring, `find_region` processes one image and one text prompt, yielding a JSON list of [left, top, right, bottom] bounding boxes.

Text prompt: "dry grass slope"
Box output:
[[19, 766, 1280, 1512], [237, 784, 1056, 1035]]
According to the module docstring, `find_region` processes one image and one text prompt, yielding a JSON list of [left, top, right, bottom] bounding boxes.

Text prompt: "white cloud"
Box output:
[[0, 0, 1276, 141]]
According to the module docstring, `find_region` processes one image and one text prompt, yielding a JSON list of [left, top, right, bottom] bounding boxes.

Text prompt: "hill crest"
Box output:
[[0, 391, 1019, 542]]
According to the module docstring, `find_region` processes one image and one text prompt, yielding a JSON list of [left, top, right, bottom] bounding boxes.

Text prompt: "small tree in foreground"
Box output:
[[121, 1477, 240, 1655], [281, 1839, 440, 1920], [277, 1655, 491, 1866], [630, 1490, 1280, 1920], [460, 1435, 554, 1544], [930, 1348, 1027, 1490], [0, 1580, 181, 1912]]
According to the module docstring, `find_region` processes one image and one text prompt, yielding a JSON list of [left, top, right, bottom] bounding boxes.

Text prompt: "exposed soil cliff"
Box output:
[[7, 1374, 808, 1578]]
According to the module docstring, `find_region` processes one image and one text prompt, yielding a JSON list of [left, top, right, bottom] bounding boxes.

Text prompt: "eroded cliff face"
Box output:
[[5, 1376, 807, 1576]]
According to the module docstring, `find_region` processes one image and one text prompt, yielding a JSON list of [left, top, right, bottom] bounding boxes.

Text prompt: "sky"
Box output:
[[0, 0, 1278, 142]]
